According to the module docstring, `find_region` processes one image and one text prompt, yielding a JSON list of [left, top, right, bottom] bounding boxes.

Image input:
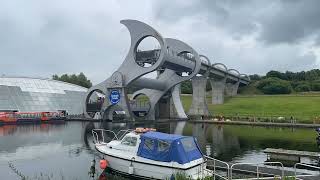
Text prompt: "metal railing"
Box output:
[[204, 155, 230, 180], [230, 162, 284, 180], [92, 129, 134, 144], [294, 163, 320, 179]]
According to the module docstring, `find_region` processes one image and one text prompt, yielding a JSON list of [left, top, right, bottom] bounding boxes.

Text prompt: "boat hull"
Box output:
[[96, 147, 206, 180]]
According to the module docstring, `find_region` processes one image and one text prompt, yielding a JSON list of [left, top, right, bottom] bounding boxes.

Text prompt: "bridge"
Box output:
[[83, 19, 250, 121]]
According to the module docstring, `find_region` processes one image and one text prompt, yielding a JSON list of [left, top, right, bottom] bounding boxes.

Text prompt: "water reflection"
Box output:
[[0, 121, 318, 179]]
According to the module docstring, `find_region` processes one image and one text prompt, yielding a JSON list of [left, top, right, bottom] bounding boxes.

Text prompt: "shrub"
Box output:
[[311, 82, 320, 91], [256, 77, 292, 94], [294, 83, 311, 92]]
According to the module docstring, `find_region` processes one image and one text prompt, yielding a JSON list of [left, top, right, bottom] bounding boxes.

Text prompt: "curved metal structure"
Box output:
[[240, 74, 251, 81], [227, 69, 241, 77], [84, 19, 168, 119], [83, 19, 250, 121], [133, 38, 202, 120], [200, 55, 211, 66], [212, 62, 228, 71]]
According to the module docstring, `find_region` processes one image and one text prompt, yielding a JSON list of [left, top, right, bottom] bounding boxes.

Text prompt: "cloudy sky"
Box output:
[[1, 0, 320, 84]]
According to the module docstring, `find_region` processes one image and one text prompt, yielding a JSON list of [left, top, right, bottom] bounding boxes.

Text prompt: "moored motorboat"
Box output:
[[92, 128, 213, 179]]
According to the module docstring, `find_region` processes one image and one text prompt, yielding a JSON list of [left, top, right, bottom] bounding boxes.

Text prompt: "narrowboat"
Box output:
[[0, 110, 66, 125]]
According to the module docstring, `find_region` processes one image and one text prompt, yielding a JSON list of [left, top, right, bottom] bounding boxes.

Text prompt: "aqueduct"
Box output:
[[83, 19, 250, 121]]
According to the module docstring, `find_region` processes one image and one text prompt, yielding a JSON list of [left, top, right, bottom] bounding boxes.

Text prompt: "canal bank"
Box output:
[[190, 119, 320, 128], [181, 94, 320, 124]]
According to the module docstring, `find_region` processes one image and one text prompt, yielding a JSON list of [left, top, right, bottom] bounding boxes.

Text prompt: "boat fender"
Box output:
[[100, 158, 108, 169], [128, 157, 135, 175]]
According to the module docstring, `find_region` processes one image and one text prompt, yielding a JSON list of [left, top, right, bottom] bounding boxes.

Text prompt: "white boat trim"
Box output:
[[95, 144, 206, 170]]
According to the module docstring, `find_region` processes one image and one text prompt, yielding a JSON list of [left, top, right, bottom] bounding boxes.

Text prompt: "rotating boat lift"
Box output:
[[83, 19, 250, 121]]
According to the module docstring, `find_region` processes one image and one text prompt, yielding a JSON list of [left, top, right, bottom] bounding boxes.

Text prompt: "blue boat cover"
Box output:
[[137, 131, 203, 164]]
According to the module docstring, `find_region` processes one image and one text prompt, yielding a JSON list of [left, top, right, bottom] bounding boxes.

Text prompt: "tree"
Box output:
[[52, 73, 92, 88], [311, 81, 320, 91], [256, 77, 292, 94], [181, 81, 192, 94], [266, 70, 287, 80], [305, 69, 320, 81], [249, 74, 262, 81], [294, 83, 311, 92]]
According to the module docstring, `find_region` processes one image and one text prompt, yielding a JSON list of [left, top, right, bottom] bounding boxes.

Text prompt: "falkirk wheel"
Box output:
[[83, 19, 250, 121]]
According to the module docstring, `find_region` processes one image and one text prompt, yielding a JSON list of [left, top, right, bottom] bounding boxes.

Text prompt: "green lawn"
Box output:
[[181, 94, 320, 122]]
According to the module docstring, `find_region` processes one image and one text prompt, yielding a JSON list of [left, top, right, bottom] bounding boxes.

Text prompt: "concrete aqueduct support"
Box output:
[[210, 78, 227, 104], [225, 69, 241, 97], [210, 63, 228, 104], [188, 55, 211, 117]]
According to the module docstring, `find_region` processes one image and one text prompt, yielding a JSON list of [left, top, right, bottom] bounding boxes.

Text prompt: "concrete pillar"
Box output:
[[170, 84, 188, 119], [210, 78, 226, 104], [225, 81, 240, 97], [188, 76, 209, 116]]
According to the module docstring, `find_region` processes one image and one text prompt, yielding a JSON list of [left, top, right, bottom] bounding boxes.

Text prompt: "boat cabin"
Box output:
[[137, 131, 203, 164]]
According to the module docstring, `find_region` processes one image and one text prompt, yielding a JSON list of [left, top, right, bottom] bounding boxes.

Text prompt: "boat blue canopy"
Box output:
[[137, 131, 203, 164]]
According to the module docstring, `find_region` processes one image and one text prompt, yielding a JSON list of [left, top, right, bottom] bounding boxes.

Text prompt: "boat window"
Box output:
[[181, 137, 197, 152], [158, 140, 170, 152], [143, 138, 154, 151], [121, 136, 137, 146]]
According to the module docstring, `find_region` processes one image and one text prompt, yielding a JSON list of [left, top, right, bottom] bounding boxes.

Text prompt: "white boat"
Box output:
[[92, 128, 213, 179]]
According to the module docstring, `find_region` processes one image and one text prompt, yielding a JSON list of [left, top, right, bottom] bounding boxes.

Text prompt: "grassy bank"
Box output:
[[181, 94, 320, 123]]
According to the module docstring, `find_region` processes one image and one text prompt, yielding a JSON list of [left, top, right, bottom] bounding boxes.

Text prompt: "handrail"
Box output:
[[92, 129, 119, 144], [294, 163, 320, 178], [92, 129, 135, 144], [230, 162, 284, 180], [204, 155, 230, 180]]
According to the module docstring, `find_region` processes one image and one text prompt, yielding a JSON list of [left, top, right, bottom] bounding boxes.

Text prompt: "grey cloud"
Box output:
[[154, 0, 262, 37], [154, 0, 320, 45], [258, 0, 320, 45], [0, 0, 319, 84], [0, 0, 135, 83]]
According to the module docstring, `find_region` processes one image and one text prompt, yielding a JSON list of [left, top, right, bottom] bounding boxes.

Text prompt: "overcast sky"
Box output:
[[1, 0, 320, 84]]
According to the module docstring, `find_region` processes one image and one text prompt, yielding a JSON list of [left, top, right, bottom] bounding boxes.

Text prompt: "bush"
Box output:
[[181, 81, 192, 94], [266, 70, 287, 80], [256, 77, 292, 94], [311, 82, 320, 91], [294, 83, 311, 92]]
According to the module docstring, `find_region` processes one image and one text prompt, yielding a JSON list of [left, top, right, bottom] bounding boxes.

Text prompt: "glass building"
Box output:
[[0, 77, 87, 115]]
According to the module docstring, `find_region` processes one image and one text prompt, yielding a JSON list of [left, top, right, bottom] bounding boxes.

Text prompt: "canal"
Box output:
[[0, 121, 318, 179]]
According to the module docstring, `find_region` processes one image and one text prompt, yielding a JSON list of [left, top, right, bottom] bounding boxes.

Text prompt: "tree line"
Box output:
[[52, 72, 92, 88], [52, 69, 320, 95], [249, 69, 320, 94]]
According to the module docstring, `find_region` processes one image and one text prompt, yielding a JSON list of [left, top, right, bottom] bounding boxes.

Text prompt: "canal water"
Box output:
[[0, 121, 318, 179]]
